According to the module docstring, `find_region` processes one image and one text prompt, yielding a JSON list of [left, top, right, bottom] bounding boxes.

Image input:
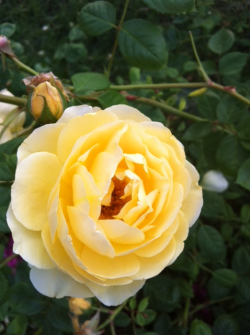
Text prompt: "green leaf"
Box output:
[[136, 312, 147, 326], [129, 67, 141, 83], [0, 272, 8, 304], [129, 296, 137, 310], [0, 206, 10, 233], [138, 297, 149, 312], [216, 95, 247, 125], [142, 0, 195, 14], [204, 132, 224, 168], [208, 278, 231, 300], [97, 91, 127, 108], [237, 277, 250, 302], [54, 43, 87, 63], [0, 137, 25, 162], [6, 315, 28, 335], [153, 313, 171, 335], [47, 304, 73, 332], [144, 275, 180, 312], [182, 123, 212, 141], [176, 278, 194, 298], [68, 27, 84, 41], [72, 72, 110, 93], [217, 135, 248, 177], [197, 92, 219, 120], [213, 315, 239, 335], [212, 269, 238, 288], [240, 204, 250, 224], [143, 309, 157, 325], [232, 246, 250, 275], [11, 282, 44, 315], [197, 225, 226, 260], [79, 1, 116, 36], [208, 28, 235, 55], [201, 191, 224, 217], [0, 184, 10, 207], [0, 23, 16, 38], [118, 19, 167, 70], [114, 312, 131, 327], [236, 158, 250, 191], [219, 52, 247, 75], [189, 319, 213, 335]]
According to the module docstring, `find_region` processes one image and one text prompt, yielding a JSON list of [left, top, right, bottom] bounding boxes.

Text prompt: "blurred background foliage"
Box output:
[[1, 0, 250, 334]]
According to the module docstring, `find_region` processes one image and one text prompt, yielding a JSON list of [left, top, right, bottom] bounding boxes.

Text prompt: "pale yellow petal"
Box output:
[[98, 219, 145, 244], [181, 184, 203, 227], [30, 267, 94, 299], [87, 279, 145, 306], [81, 246, 140, 279], [17, 123, 65, 163], [12, 152, 62, 231], [7, 205, 55, 269], [105, 104, 151, 122]]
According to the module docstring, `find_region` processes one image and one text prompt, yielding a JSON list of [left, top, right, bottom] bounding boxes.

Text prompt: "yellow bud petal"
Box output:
[[69, 298, 91, 315], [188, 88, 207, 97]]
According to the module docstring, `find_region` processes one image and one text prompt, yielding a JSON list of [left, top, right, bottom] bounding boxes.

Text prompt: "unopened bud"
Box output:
[[24, 73, 69, 124], [0, 35, 15, 57]]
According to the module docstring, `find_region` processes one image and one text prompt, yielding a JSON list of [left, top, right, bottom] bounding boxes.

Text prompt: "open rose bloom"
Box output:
[[7, 105, 203, 306]]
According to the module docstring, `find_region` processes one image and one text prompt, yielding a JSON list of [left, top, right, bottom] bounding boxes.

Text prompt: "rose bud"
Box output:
[[201, 170, 229, 193], [25, 73, 69, 124]]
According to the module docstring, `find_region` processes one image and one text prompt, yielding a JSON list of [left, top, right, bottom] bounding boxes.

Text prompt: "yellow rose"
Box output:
[[7, 104, 203, 306], [0, 89, 25, 144]]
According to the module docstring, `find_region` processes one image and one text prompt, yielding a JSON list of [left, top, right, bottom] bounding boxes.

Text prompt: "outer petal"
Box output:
[[87, 279, 145, 306], [181, 184, 203, 227], [105, 105, 151, 122], [7, 205, 55, 269], [30, 267, 94, 299], [17, 123, 65, 163], [57, 105, 94, 123], [11, 152, 62, 231]]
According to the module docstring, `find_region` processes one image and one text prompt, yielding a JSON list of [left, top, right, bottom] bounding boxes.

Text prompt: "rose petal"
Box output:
[[30, 267, 94, 299], [7, 205, 55, 269], [12, 152, 62, 231]]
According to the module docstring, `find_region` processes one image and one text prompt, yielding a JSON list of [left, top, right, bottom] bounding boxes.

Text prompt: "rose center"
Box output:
[[99, 176, 131, 220]]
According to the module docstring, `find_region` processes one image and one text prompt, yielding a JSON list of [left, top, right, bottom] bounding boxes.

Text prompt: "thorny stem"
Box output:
[[106, 0, 130, 79], [189, 31, 210, 83], [10, 56, 38, 76], [0, 94, 26, 107], [0, 253, 18, 269], [110, 81, 250, 107], [189, 296, 233, 316], [97, 300, 127, 331], [126, 95, 208, 122]]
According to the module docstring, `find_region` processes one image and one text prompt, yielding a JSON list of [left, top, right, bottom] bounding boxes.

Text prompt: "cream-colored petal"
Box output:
[[105, 104, 151, 122], [87, 279, 145, 306], [0, 126, 13, 144], [98, 219, 145, 244], [57, 105, 94, 123], [30, 267, 94, 298], [81, 246, 140, 279], [12, 152, 62, 231], [169, 240, 184, 265], [0, 89, 17, 115], [7, 205, 55, 269], [72, 174, 90, 213], [17, 123, 65, 163], [185, 160, 200, 183], [181, 184, 203, 227], [67, 207, 115, 258]]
